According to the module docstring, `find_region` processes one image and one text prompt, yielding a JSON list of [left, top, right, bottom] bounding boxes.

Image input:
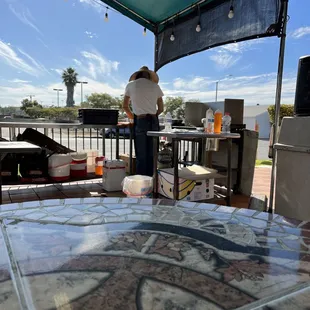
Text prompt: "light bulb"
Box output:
[[170, 32, 175, 41], [228, 6, 234, 19], [143, 27, 147, 36], [104, 12, 109, 22], [196, 23, 201, 32]]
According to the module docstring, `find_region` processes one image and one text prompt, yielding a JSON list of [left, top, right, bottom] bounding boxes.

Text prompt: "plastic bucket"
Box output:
[[70, 152, 87, 178], [48, 154, 72, 182], [122, 175, 153, 197]]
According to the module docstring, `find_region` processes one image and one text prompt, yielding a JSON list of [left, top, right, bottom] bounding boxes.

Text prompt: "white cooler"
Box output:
[[102, 160, 126, 191]]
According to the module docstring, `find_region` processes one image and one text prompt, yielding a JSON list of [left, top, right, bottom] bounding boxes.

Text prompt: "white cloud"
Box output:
[[37, 38, 50, 50], [161, 72, 296, 106], [0, 76, 124, 106], [173, 77, 210, 90], [6, 0, 42, 34], [0, 40, 44, 76], [85, 31, 98, 39], [210, 53, 241, 69], [78, 50, 120, 78], [8, 79, 31, 83], [18, 48, 49, 75], [0, 70, 296, 108], [50, 68, 63, 76], [73, 59, 82, 67], [210, 39, 265, 69], [79, 0, 104, 12], [291, 27, 310, 39]]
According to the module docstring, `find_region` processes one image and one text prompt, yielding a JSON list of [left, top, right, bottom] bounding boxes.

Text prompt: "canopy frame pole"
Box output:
[[268, 0, 289, 213], [154, 29, 159, 72]]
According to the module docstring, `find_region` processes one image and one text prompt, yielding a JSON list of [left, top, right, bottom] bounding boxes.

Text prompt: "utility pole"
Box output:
[[28, 95, 35, 102], [77, 81, 88, 104], [53, 88, 63, 107], [215, 75, 233, 102]]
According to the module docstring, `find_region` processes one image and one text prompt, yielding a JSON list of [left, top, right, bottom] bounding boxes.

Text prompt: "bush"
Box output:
[[267, 104, 294, 125], [25, 107, 78, 121]]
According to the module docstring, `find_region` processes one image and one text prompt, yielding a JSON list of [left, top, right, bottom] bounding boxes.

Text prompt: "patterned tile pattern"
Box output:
[[0, 198, 310, 309]]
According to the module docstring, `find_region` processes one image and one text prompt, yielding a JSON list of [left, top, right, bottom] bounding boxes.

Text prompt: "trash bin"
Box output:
[[275, 116, 310, 220]]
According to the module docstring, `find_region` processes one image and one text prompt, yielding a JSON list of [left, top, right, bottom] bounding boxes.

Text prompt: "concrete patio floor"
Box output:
[[1, 167, 272, 208], [252, 166, 272, 197]]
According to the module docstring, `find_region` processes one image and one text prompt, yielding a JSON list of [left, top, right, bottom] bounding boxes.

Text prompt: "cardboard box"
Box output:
[[158, 166, 216, 201], [119, 154, 136, 174]]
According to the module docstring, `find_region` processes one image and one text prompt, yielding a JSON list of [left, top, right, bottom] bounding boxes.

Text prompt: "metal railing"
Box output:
[[0, 121, 135, 162], [0, 121, 202, 173]]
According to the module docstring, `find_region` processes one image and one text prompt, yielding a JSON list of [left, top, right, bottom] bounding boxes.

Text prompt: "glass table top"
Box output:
[[0, 198, 309, 309]]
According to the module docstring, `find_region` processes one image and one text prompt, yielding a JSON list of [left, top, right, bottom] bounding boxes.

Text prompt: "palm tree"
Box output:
[[62, 67, 78, 107]]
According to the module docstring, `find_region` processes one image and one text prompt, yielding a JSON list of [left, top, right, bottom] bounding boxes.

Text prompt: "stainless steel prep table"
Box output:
[[147, 130, 241, 205]]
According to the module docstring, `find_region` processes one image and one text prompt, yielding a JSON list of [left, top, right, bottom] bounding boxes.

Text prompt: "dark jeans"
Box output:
[[134, 114, 159, 177]]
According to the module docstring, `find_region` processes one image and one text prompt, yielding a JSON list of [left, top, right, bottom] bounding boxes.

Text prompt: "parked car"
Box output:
[[101, 127, 131, 138]]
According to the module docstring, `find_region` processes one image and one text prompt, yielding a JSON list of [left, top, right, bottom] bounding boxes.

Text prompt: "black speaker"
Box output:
[[294, 55, 310, 116]]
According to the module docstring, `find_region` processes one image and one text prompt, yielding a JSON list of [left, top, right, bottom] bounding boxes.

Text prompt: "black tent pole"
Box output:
[[268, 0, 289, 212], [154, 30, 159, 72]]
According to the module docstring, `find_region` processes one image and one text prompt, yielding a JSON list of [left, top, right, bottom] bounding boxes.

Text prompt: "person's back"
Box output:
[[123, 66, 164, 176], [125, 78, 162, 116]]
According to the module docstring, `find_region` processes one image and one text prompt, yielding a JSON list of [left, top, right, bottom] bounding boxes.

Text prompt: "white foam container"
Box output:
[[102, 160, 126, 192]]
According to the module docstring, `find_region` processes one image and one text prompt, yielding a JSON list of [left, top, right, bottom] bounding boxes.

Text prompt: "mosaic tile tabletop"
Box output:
[[0, 198, 310, 310]]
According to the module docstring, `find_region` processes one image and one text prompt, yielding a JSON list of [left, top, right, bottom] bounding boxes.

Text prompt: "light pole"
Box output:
[[77, 81, 88, 104], [53, 88, 63, 107], [215, 75, 233, 102]]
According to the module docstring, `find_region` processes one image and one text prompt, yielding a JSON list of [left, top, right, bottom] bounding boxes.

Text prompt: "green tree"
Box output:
[[267, 104, 294, 124], [62, 67, 78, 107], [20, 98, 42, 113], [164, 97, 185, 119], [85, 93, 119, 109]]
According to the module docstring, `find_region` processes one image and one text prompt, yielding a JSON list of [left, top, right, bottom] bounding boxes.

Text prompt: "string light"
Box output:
[[143, 27, 147, 36], [104, 7, 109, 22], [196, 22, 201, 32], [170, 32, 175, 41], [196, 5, 201, 33], [228, 0, 234, 19]]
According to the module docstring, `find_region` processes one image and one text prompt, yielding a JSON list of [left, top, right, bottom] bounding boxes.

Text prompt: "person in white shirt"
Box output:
[[123, 66, 164, 176]]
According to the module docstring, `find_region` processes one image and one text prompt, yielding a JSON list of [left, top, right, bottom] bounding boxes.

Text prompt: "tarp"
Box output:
[[100, 0, 284, 70]]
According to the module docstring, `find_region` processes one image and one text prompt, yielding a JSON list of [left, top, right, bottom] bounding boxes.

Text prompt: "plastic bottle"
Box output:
[[214, 109, 223, 134], [222, 112, 232, 133], [205, 108, 214, 133], [164, 112, 172, 131], [159, 115, 165, 126]]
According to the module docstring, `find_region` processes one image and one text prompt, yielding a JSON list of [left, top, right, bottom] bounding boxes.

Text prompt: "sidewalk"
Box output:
[[252, 166, 272, 197]]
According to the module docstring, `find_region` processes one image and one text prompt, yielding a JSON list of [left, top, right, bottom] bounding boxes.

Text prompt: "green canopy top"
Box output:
[[100, 0, 284, 70], [101, 0, 222, 33]]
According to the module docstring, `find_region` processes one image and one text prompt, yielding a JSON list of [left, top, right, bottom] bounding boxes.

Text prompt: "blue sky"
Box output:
[[0, 0, 309, 107]]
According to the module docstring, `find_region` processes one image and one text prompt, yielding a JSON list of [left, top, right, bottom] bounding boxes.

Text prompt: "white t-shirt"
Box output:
[[124, 78, 164, 115]]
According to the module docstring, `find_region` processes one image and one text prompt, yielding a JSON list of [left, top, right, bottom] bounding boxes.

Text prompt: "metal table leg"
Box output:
[[201, 138, 207, 166], [226, 139, 232, 206], [129, 126, 133, 175], [116, 127, 120, 159], [173, 139, 179, 200], [102, 128, 106, 156], [153, 137, 159, 198], [0, 158, 2, 205]]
